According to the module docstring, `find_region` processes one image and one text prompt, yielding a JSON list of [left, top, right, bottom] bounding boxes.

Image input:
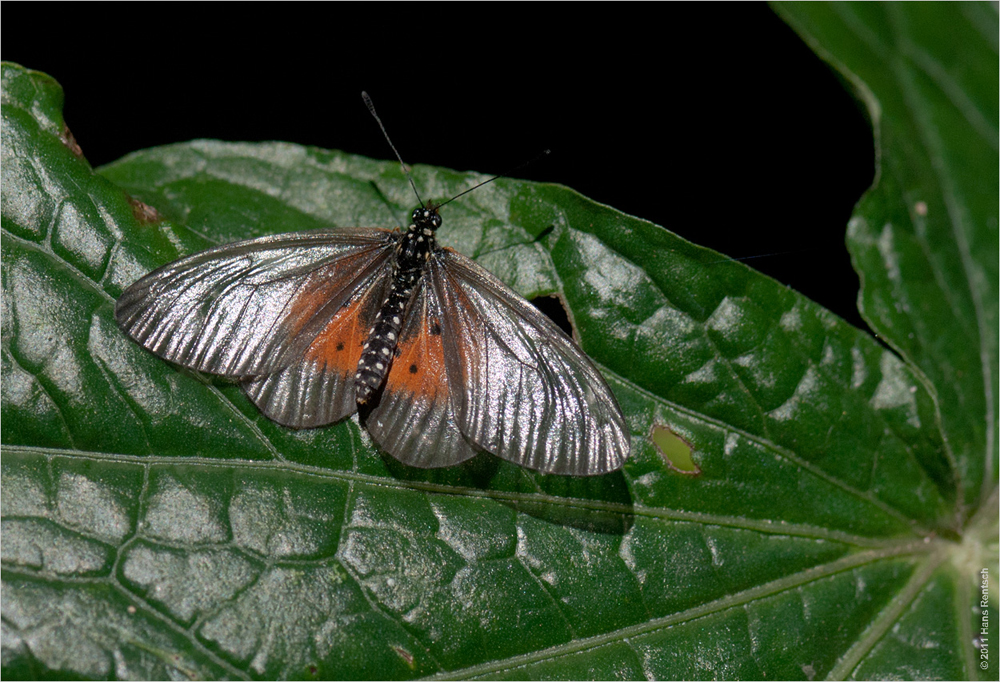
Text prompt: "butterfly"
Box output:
[[116, 200, 630, 475], [115, 100, 630, 475]]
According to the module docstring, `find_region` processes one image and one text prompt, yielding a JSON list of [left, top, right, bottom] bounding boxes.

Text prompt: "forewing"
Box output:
[[242, 270, 392, 428], [364, 277, 479, 468], [432, 250, 630, 476], [116, 229, 397, 377]]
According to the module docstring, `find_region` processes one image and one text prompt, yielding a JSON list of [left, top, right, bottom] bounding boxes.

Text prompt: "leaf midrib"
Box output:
[[2, 444, 930, 547]]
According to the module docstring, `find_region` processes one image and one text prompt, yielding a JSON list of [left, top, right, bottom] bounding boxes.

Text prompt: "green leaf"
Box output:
[[775, 0, 998, 531], [773, 4, 999, 677], [1, 3, 996, 674]]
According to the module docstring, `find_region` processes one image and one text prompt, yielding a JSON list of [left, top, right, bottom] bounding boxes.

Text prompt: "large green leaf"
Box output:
[[775, 0, 998, 532], [1, 3, 996, 676]]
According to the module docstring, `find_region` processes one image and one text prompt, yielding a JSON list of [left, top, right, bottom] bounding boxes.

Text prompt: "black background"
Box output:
[[3, 4, 875, 333]]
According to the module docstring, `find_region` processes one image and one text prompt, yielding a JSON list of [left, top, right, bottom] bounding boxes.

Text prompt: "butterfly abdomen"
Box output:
[[355, 208, 441, 405]]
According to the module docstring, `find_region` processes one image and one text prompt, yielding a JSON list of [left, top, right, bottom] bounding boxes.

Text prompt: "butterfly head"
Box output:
[[411, 206, 442, 233]]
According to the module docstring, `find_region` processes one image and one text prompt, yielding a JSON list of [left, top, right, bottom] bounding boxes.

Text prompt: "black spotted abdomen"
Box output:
[[355, 209, 439, 405], [355, 281, 414, 404]]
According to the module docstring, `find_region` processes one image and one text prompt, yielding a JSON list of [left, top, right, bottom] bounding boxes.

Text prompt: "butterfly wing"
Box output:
[[241, 269, 391, 427], [430, 249, 631, 476], [362, 276, 479, 468], [116, 229, 398, 378]]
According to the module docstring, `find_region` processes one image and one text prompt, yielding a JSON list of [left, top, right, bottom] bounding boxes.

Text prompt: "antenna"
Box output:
[[362, 92, 550, 214], [362, 91, 425, 208], [436, 149, 551, 210], [706, 248, 816, 265]]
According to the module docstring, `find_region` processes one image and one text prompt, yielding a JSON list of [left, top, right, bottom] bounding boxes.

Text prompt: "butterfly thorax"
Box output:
[[355, 206, 442, 405]]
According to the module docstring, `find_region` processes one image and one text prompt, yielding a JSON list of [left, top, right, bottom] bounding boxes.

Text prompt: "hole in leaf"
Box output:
[[651, 425, 700, 475], [530, 295, 573, 336]]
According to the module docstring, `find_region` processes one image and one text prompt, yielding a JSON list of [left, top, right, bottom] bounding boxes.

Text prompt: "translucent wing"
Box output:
[[430, 249, 631, 476], [242, 268, 392, 427], [363, 277, 479, 468], [115, 229, 397, 378]]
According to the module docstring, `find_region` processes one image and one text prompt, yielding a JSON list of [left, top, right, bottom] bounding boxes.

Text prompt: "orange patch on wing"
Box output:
[[285, 245, 389, 338], [383, 314, 449, 401], [304, 284, 383, 377]]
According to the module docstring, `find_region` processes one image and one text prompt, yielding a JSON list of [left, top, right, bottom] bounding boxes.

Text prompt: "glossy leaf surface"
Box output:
[[776, 0, 998, 527], [2, 4, 997, 676]]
